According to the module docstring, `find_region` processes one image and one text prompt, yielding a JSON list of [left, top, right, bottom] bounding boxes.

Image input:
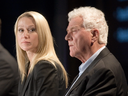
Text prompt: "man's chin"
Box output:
[[70, 52, 74, 57]]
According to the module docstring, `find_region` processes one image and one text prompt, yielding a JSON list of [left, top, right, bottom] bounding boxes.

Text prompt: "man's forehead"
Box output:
[[66, 25, 80, 32], [67, 17, 83, 28]]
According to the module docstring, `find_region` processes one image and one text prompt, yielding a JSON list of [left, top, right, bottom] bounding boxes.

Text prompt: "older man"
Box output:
[[65, 6, 128, 96]]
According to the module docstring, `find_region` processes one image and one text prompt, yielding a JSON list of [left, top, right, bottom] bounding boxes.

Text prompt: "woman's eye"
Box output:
[[28, 28, 36, 32], [18, 29, 24, 32]]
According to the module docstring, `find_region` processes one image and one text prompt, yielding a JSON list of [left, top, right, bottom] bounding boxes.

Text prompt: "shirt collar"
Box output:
[[79, 46, 105, 77]]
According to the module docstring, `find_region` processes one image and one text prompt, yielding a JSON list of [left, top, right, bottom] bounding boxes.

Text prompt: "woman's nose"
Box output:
[[23, 31, 29, 38]]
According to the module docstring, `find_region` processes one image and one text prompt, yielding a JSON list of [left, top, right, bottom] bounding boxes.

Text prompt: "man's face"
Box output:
[[65, 16, 92, 59]]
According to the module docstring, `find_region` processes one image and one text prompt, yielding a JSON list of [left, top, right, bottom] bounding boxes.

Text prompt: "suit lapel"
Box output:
[[67, 48, 110, 95], [21, 72, 32, 96]]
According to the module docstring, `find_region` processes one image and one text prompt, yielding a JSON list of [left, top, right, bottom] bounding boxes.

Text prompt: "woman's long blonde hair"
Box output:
[[14, 11, 68, 87]]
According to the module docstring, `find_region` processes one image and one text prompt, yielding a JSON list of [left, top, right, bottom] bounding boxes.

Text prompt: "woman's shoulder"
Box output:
[[35, 60, 55, 69], [34, 60, 64, 73], [33, 60, 57, 78], [34, 60, 63, 74]]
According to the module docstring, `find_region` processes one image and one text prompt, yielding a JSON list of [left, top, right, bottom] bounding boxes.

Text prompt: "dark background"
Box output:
[[0, 0, 128, 84]]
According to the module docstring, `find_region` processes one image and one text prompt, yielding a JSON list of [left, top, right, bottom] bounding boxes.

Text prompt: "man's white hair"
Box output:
[[68, 6, 108, 45]]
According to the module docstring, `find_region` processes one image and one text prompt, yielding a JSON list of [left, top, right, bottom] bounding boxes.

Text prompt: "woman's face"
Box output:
[[17, 17, 38, 53]]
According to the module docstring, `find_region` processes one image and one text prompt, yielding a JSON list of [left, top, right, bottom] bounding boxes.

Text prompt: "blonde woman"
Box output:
[[14, 11, 68, 96]]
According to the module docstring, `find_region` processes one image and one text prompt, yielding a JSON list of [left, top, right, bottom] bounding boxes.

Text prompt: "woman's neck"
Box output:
[[26, 51, 36, 66]]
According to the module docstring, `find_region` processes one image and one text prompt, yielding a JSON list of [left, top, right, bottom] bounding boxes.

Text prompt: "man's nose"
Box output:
[[65, 32, 72, 41], [65, 33, 69, 41]]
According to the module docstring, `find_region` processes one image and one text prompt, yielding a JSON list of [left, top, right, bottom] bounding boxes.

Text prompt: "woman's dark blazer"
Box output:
[[18, 60, 66, 96], [65, 48, 128, 96]]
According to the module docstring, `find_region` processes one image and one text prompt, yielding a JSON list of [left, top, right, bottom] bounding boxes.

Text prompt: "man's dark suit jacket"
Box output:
[[0, 44, 19, 96], [18, 60, 66, 96], [66, 48, 128, 96]]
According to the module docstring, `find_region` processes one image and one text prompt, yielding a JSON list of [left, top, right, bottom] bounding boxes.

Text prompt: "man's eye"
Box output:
[[72, 29, 79, 32], [72, 29, 77, 32]]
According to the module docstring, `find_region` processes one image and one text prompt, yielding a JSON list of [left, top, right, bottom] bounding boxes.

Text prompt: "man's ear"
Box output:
[[91, 29, 99, 42]]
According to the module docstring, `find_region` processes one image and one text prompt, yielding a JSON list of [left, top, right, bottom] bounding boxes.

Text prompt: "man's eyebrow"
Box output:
[[66, 26, 78, 32]]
